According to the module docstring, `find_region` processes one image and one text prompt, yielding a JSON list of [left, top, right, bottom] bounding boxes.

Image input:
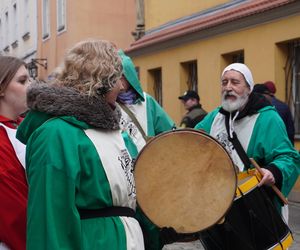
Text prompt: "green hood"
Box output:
[[118, 50, 145, 102], [17, 111, 89, 145]]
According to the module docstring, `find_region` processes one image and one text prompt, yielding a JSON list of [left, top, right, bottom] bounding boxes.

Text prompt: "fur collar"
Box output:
[[27, 83, 120, 130]]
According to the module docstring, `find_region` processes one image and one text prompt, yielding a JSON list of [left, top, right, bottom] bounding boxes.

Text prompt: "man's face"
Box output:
[[181, 98, 198, 110], [221, 70, 251, 112]]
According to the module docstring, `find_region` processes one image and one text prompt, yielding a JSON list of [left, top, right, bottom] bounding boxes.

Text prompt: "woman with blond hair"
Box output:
[[0, 56, 31, 250], [17, 39, 150, 250]]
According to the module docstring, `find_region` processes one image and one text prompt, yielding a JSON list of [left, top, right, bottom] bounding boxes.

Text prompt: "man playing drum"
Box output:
[[195, 63, 300, 250]]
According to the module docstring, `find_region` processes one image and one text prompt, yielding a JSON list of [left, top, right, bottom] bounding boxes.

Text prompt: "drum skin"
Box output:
[[134, 129, 237, 233]]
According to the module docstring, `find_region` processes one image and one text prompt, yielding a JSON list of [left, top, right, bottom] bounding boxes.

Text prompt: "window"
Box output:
[[222, 50, 244, 64], [232, 52, 244, 63], [181, 60, 198, 92], [0, 19, 2, 49], [57, 0, 66, 32], [287, 41, 300, 136], [12, 3, 18, 46], [23, 0, 30, 37], [4, 11, 9, 50], [148, 68, 163, 105], [42, 0, 50, 39], [135, 67, 140, 80]]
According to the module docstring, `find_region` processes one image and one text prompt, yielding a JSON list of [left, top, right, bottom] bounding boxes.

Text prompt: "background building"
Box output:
[[126, 0, 300, 199], [35, 0, 137, 80], [0, 0, 38, 63], [126, 0, 300, 150], [1, 0, 137, 80]]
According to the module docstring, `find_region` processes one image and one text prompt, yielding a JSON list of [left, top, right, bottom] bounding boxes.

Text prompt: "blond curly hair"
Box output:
[[56, 39, 122, 96]]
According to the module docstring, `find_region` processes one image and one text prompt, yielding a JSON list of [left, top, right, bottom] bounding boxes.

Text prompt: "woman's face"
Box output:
[[0, 65, 31, 119], [104, 79, 125, 107], [119, 75, 130, 91]]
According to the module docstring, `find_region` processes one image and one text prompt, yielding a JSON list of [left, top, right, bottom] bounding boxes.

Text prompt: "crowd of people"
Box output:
[[0, 39, 299, 250]]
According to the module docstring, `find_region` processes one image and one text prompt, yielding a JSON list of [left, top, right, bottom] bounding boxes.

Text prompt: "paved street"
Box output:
[[163, 201, 300, 250], [289, 201, 300, 250]]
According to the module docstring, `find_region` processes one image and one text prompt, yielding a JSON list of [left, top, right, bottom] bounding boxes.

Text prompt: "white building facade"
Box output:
[[0, 0, 37, 63]]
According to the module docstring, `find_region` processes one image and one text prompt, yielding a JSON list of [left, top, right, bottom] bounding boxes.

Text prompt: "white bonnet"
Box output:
[[221, 63, 254, 91]]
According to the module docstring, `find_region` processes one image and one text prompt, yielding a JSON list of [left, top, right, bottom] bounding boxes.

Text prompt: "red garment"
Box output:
[[0, 115, 27, 250]]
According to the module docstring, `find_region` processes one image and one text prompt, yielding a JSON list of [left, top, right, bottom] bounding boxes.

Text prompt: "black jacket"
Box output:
[[180, 104, 207, 128]]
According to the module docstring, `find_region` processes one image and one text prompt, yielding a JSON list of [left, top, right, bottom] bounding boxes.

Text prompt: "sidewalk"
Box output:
[[289, 201, 300, 250]]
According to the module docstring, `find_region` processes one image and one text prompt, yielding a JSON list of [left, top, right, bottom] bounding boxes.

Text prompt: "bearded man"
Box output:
[[195, 63, 299, 249], [195, 62, 298, 191]]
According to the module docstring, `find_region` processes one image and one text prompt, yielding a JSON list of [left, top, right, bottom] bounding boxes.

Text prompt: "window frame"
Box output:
[[42, 0, 50, 40], [56, 0, 66, 34]]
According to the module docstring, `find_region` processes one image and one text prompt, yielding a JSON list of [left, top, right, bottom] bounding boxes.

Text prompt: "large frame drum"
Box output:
[[134, 129, 237, 233]]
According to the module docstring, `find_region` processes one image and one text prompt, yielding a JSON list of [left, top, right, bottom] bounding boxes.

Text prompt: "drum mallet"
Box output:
[[250, 158, 288, 205]]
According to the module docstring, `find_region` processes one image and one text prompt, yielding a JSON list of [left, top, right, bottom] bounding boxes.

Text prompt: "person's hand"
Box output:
[[257, 168, 275, 187], [160, 227, 178, 246]]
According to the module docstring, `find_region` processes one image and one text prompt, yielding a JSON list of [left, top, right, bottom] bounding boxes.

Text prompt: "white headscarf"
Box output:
[[221, 63, 254, 92]]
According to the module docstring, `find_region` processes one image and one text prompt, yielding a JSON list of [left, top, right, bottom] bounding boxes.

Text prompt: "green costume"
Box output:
[[16, 84, 159, 250], [195, 93, 300, 198], [118, 50, 175, 151]]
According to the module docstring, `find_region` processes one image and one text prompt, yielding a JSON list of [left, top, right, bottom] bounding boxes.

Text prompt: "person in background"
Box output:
[[117, 51, 197, 249], [252, 82, 293, 228], [264, 80, 295, 145], [16, 39, 157, 250], [0, 56, 31, 250], [178, 90, 207, 128], [252, 83, 273, 101], [117, 50, 175, 153]]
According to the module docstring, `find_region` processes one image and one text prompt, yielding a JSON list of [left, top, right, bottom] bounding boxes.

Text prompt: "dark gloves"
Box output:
[[160, 227, 199, 246], [160, 227, 179, 246]]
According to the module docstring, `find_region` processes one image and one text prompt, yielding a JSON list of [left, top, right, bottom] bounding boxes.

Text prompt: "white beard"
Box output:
[[222, 91, 249, 112]]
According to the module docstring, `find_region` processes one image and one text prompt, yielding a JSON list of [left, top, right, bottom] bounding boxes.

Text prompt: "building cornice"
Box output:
[[126, 0, 300, 57]]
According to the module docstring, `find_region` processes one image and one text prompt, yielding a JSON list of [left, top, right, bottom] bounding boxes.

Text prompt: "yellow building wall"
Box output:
[[145, 0, 229, 30], [132, 14, 300, 199], [131, 14, 300, 150]]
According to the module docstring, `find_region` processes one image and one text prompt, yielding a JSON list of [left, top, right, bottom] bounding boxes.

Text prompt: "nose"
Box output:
[[26, 78, 33, 86], [222, 82, 233, 91], [118, 79, 126, 92]]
